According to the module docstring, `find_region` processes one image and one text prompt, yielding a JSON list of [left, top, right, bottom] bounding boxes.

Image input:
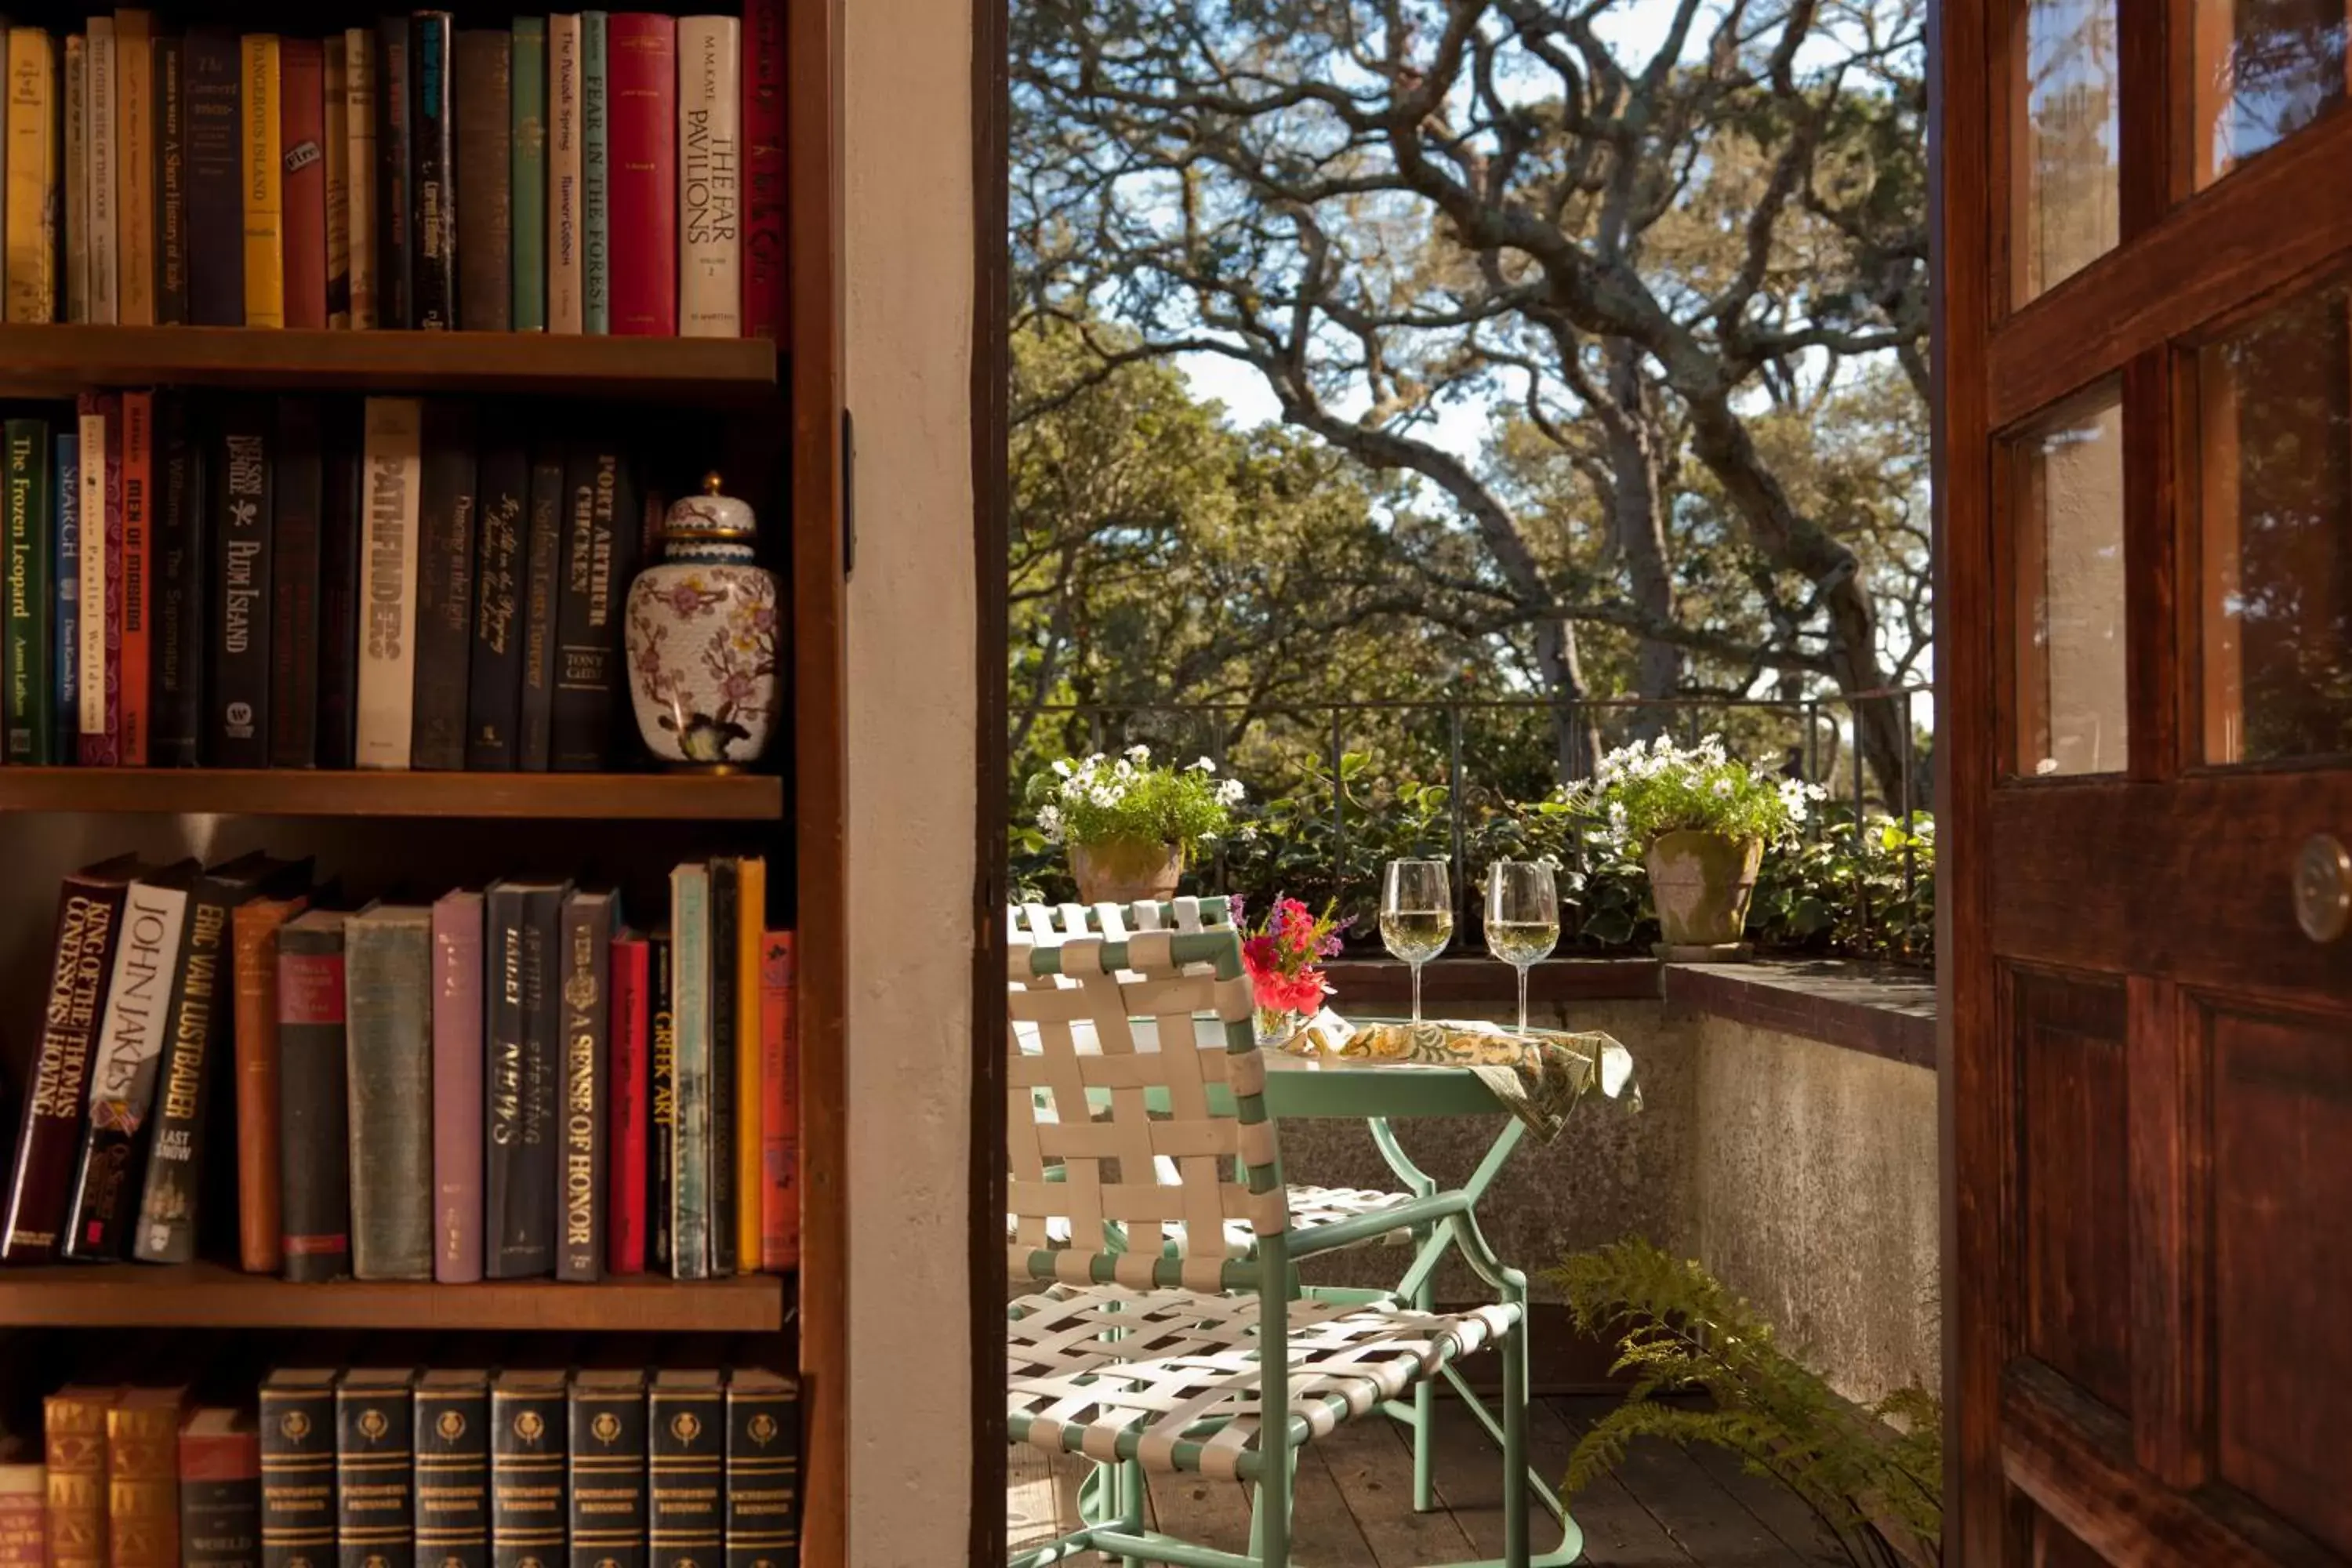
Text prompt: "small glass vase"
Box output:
[[1253, 1005, 1304, 1051]]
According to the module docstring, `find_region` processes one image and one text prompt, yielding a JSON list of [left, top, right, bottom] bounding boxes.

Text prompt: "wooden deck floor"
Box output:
[[1009, 1396, 1849, 1566]]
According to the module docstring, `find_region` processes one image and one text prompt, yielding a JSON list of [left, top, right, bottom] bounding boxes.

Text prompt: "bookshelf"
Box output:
[[0, 768, 785, 819]]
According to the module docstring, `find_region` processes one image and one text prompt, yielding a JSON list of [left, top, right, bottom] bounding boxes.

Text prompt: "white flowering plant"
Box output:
[[1566, 735, 1826, 854], [1025, 746, 1245, 860]]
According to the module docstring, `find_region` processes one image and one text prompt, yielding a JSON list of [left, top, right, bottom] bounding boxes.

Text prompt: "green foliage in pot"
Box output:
[[1024, 746, 1244, 862], [1564, 735, 1824, 854]]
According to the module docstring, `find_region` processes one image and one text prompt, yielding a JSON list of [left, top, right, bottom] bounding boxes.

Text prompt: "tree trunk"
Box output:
[[1602, 339, 1681, 739], [1534, 618, 1603, 784]]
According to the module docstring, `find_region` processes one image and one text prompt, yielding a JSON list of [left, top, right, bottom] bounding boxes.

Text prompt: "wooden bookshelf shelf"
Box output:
[[0, 1262, 786, 1331], [0, 325, 779, 400], [0, 768, 782, 819]]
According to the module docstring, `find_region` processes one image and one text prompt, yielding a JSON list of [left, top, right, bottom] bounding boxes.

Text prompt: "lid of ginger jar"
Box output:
[[662, 471, 757, 546]]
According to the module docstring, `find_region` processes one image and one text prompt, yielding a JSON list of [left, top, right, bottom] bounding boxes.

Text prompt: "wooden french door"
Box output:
[[1940, 0, 2352, 1563]]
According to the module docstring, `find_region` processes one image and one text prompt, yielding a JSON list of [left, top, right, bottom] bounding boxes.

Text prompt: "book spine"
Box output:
[[759, 931, 797, 1270], [53, 430, 78, 764], [344, 29, 376, 328], [648, 929, 673, 1274], [321, 36, 350, 328], [149, 403, 203, 766], [89, 20, 116, 325], [517, 439, 564, 770], [177, 1434, 260, 1568], [66, 34, 87, 323], [209, 397, 271, 768], [511, 18, 547, 332], [557, 894, 611, 1281], [608, 934, 649, 1275], [344, 913, 434, 1279], [412, 1383, 488, 1568], [453, 30, 511, 332], [61, 876, 190, 1262], [547, 17, 580, 333], [645, 1380, 720, 1568], [741, 0, 784, 342], [118, 13, 155, 326], [118, 393, 151, 767], [240, 34, 283, 328], [267, 400, 321, 766], [463, 434, 527, 769], [155, 35, 187, 324], [411, 400, 477, 771], [565, 1381, 644, 1568], [316, 416, 363, 768], [231, 897, 304, 1273], [521, 886, 564, 1274], [706, 860, 738, 1277], [432, 891, 484, 1283], [550, 442, 638, 770], [671, 868, 710, 1279], [72, 399, 105, 761], [605, 15, 673, 336], [677, 18, 739, 338], [0, 1468, 41, 1568], [488, 1389, 565, 1568], [184, 31, 242, 325], [733, 858, 764, 1272], [276, 919, 351, 1281], [3, 417, 52, 764], [333, 1387, 412, 1568], [256, 1387, 333, 1568], [722, 1378, 797, 1568], [4, 30, 59, 324], [374, 17, 409, 329], [132, 878, 240, 1264], [100, 406, 124, 761], [355, 397, 422, 770], [579, 13, 607, 333], [484, 887, 537, 1278], [278, 39, 325, 329], [411, 14, 455, 330], [46, 1392, 117, 1568], [2, 874, 131, 1264], [105, 1397, 180, 1568]]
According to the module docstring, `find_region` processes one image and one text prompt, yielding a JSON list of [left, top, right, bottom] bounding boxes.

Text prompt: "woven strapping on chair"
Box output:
[[1007, 1283, 1520, 1479], [1004, 1184, 1414, 1249]]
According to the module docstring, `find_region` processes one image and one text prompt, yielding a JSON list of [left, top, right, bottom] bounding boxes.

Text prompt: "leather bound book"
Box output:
[[410, 13, 456, 330], [256, 1370, 335, 1568], [107, 1387, 187, 1568], [208, 397, 273, 769], [510, 19, 547, 332], [333, 1370, 414, 1568], [565, 1370, 644, 1568], [607, 930, 651, 1276], [156, 35, 190, 325], [184, 31, 244, 325], [485, 877, 569, 1277], [412, 1371, 488, 1568], [758, 930, 797, 1271], [240, 35, 285, 330], [46, 1387, 123, 1568], [550, 439, 640, 771], [267, 398, 322, 769], [521, 881, 569, 1270], [344, 903, 435, 1280], [231, 893, 309, 1272], [516, 438, 565, 771], [740, 0, 784, 342], [722, 1370, 797, 1568], [604, 15, 674, 336], [732, 857, 764, 1272], [374, 17, 412, 330], [647, 929, 674, 1275], [118, 393, 154, 767], [463, 427, 528, 770], [316, 413, 364, 770], [2, 855, 142, 1265], [431, 889, 485, 1283], [705, 858, 738, 1278], [0, 1459, 45, 1568], [411, 401, 477, 771], [557, 888, 615, 1282], [489, 1373, 567, 1568], [118, 11, 157, 328], [645, 1371, 720, 1568], [278, 39, 327, 329], [176, 1408, 260, 1568], [452, 31, 511, 332], [274, 909, 351, 1283], [149, 400, 205, 768]]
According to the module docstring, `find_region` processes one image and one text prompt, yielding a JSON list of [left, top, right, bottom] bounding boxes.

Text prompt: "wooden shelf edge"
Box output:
[[0, 768, 782, 820], [0, 1263, 787, 1331]]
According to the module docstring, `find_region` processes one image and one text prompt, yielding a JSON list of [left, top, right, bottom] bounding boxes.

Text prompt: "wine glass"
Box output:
[[1378, 859, 1453, 1023], [1484, 861, 1559, 1033]]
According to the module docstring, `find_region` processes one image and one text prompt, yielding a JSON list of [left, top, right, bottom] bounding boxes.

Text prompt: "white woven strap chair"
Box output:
[[1006, 927, 1551, 1568]]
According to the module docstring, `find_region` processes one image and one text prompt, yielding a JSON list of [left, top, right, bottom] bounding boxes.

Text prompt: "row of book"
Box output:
[[2, 1363, 798, 1568], [0, 9, 783, 338], [0, 393, 675, 771], [0, 851, 797, 1281]]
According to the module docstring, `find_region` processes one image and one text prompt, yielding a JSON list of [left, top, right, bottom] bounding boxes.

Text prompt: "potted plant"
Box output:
[[1025, 746, 1244, 904], [1567, 735, 1823, 960]]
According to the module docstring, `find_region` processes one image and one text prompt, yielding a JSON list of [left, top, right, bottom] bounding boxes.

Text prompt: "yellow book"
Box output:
[[115, 10, 152, 325], [735, 855, 765, 1272], [239, 34, 281, 328], [4, 28, 58, 324]]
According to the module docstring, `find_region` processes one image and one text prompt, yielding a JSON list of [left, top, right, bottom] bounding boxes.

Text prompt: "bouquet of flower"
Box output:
[[1236, 895, 1350, 1036]]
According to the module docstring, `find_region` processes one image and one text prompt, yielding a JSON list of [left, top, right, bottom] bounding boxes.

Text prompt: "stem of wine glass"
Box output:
[[1410, 960, 1424, 1024], [1516, 964, 1530, 1034]]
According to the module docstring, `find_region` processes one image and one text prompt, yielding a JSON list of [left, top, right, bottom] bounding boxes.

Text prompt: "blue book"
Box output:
[[52, 432, 78, 765], [581, 12, 608, 334], [669, 861, 712, 1280]]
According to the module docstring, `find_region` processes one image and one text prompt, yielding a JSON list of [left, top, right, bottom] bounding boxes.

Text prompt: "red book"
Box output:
[[76, 395, 123, 766], [739, 0, 786, 343], [607, 931, 651, 1275], [279, 40, 328, 330], [759, 930, 797, 1270], [0, 1459, 40, 1568], [431, 891, 484, 1283], [607, 15, 677, 336], [118, 394, 152, 767], [176, 1406, 257, 1568]]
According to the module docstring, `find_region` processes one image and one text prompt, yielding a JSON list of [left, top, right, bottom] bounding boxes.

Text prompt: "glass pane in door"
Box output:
[[2015, 0, 2120, 303], [2010, 385, 2129, 776], [2191, 0, 2348, 188], [2197, 278, 2352, 764]]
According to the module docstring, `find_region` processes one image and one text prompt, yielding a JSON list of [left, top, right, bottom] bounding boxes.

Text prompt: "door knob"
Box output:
[[2295, 833, 2352, 943]]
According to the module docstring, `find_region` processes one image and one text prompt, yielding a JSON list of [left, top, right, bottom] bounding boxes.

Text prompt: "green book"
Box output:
[[581, 12, 607, 333], [2, 418, 51, 766], [511, 17, 549, 331]]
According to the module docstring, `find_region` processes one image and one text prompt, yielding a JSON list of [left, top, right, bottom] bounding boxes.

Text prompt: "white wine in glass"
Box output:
[[1379, 859, 1453, 1022], [1484, 861, 1559, 1033]]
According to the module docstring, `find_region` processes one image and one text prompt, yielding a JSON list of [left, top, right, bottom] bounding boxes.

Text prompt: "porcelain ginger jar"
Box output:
[[623, 472, 781, 768]]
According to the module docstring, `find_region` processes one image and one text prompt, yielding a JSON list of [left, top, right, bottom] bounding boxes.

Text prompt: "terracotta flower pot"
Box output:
[[1069, 839, 1183, 906], [1643, 830, 1763, 956]]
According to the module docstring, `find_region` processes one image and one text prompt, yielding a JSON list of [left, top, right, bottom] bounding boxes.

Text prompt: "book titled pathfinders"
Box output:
[[677, 17, 738, 337], [356, 398, 422, 769]]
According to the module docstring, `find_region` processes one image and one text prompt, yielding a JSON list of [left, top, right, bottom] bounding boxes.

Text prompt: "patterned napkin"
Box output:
[[1298, 1018, 1640, 1142]]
